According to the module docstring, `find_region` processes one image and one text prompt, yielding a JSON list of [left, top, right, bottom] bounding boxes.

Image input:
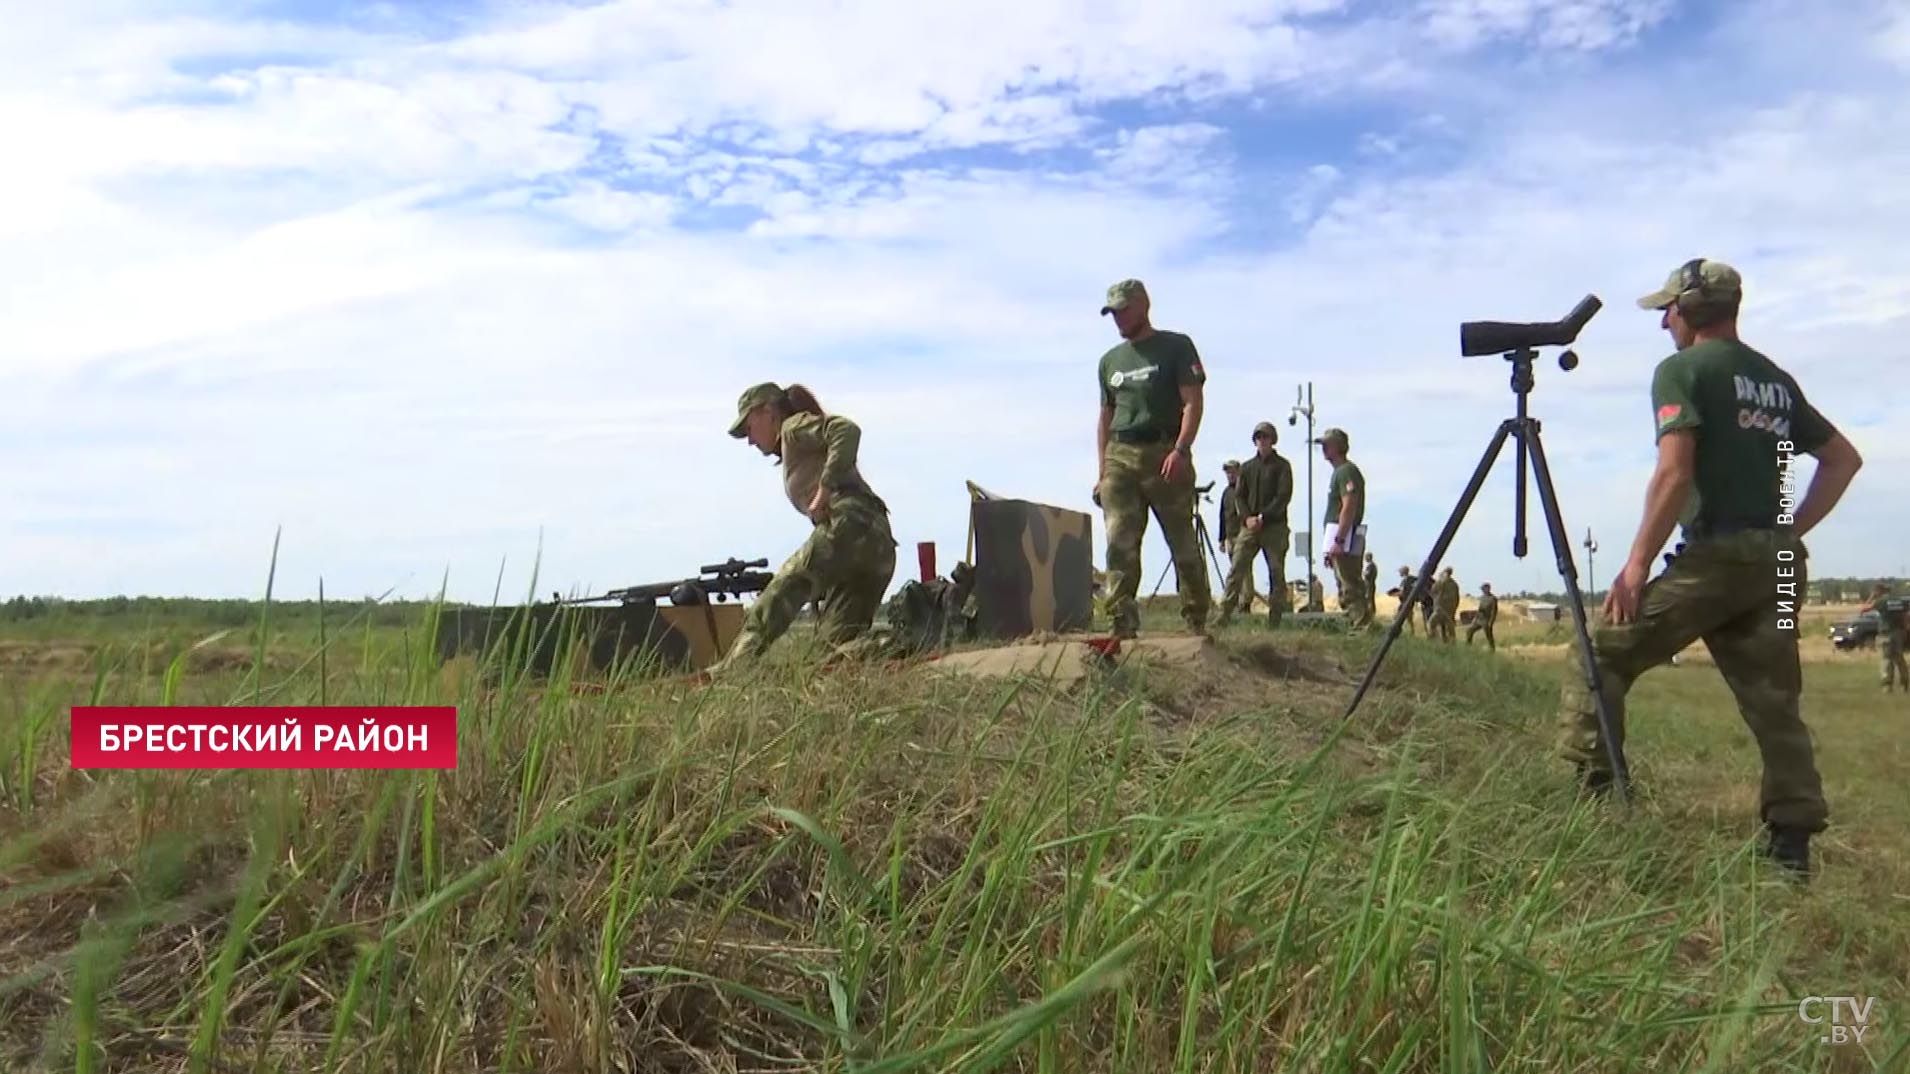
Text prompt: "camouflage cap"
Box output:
[[1223, 458, 1241, 472], [1100, 278, 1148, 315], [728, 382, 782, 438], [1252, 421, 1279, 442], [1637, 258, 1743, 311], [1320, 427, 1348, 450]]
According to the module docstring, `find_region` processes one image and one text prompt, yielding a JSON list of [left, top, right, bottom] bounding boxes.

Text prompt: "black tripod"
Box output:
[[1153, 482, 1229, 598], [1340, 295, 1632, 802]]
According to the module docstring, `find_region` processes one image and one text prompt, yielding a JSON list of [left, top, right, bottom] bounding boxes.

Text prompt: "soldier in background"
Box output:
[[1219, 460, 1242, 553], [1094, 278, 1212, 637], [1218, 422, 1294, 628], [1218, 460, 1257, 612], [709, 382, 899, 676], [1861, 583, 1908, 692], [1306, 574, 1324, 612], [1320, 428, 1371, 628], [1396, 565, 1418, 635], [1467, 582, 1499, 651], [1432, 567, 1460, 642], [1363, 552, 1378, 615]]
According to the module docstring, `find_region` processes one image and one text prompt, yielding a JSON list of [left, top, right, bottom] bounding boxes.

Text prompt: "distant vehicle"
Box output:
[[1830, 611, 1881, 651]]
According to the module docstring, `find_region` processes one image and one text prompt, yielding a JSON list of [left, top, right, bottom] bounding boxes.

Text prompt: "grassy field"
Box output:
[[1, 590, 1906, 1072]]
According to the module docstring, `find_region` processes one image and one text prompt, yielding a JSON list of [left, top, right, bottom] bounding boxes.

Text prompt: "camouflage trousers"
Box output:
[[1099, 440, 1211, 635], [1219, 524, 1288, 626], [1431, 608, 1456, 642], [711, 496, 898, 675], [1330, 552, 1370, 628], [1882, 632, 1908, 691], [1556, 530, 1827, 832], [1466, 619, 1496, 651]]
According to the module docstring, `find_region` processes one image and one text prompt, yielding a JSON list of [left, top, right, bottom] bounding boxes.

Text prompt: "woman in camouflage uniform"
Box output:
[[706, 382, 898, 675]]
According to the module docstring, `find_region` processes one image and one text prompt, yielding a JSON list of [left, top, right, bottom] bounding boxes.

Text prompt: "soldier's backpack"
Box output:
[[878, 562, 978, 658]]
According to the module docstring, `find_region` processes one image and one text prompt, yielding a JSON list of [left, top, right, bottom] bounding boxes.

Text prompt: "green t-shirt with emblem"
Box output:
[[1325, 461, 1365, 528], [1098, 330, 1206, 437], [1649, 339, 1834, 534]]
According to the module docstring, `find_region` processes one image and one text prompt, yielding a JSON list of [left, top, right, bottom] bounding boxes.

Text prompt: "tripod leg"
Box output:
[[1342, 420, 1518, 721], [1199, 517, 1228, 593], [1524, 421, 1634, 801], [1515, 415, 1530, 559]]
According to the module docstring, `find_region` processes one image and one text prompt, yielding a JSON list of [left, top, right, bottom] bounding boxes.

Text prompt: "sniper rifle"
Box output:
[[556, 557, 774, 609]]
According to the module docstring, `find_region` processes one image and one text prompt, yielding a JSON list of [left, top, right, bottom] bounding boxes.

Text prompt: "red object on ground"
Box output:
[[918, 541, 936, 582], [1084, 637, 1123, 660]]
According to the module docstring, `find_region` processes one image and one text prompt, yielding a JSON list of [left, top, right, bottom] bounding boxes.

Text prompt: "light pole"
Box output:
[[1583, 528, 1599, 597], [1288, 382, 1316, 608]]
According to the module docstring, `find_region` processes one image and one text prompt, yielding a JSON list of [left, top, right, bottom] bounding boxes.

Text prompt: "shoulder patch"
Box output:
[[1656, 404, 1683, 428]]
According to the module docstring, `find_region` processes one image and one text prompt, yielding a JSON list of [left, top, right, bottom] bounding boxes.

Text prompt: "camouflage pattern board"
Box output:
[[965, 481, 1095, 638]]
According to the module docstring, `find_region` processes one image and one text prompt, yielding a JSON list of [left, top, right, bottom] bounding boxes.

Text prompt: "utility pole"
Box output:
[[1288, 382, 1316, 607], [1583, 528, 1599, 597]]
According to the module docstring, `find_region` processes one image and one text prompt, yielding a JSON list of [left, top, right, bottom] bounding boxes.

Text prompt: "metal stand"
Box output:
[[1339, 343, 1632, 802], [1152, 483, 1229, 598], [1290, 382, 1317, 591]]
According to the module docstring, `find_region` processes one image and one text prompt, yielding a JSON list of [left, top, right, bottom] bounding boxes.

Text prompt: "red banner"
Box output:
[[70, 707, 458, 770]]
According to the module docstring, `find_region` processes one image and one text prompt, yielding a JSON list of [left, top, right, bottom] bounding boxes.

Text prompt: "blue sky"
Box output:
[[3, 0, 1908, 604]]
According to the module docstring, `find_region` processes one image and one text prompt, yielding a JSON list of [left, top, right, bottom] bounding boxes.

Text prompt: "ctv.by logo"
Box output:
[[1798, 995, 1879, 1045]]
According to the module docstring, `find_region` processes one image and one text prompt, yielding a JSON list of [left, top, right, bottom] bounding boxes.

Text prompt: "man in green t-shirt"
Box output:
[[1320, 428, 1371, 628], [1093, 278, 1212, 637], [1556, 257, 1865, 881]]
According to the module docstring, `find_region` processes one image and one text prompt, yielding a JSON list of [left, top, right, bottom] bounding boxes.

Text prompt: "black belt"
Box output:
[[1111, 429, 1166, 444]]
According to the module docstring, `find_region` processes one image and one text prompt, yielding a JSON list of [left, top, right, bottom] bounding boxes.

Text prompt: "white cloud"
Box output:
[[540, 181, 678, 233], [2, 0, 1907, 603], [1281, 164, 1344, 224], [1097, 124, 1232, 184], [1416, 0, 1676, 51]]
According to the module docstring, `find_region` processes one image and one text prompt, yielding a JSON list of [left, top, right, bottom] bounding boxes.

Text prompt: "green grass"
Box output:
[[1, 596, 1906, 1073]]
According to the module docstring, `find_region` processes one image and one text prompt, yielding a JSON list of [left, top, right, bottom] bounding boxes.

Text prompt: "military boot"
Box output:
[[1762, 824, 1812, 882], [1576, 762, 1614, 801]]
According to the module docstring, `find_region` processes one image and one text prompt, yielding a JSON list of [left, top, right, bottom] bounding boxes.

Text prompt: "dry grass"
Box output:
[[2, 599, 1906, 1073]]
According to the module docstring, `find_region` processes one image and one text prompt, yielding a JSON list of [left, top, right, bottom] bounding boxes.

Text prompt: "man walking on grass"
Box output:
[[1093, 278, 1212, 638], [1555, 258, 1863, 881], [1467, 582, 1498, 651]]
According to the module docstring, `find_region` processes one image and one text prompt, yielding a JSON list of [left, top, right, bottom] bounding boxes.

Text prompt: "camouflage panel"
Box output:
[[967, 493, 1095, 639], [436, 601, 744, 679]]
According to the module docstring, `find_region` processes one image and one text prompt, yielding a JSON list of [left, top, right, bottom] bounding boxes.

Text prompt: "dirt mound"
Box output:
[[1231, 640, 1350, 686], [927, 633, 1226, 686], [928, 633, 1355, 728]]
